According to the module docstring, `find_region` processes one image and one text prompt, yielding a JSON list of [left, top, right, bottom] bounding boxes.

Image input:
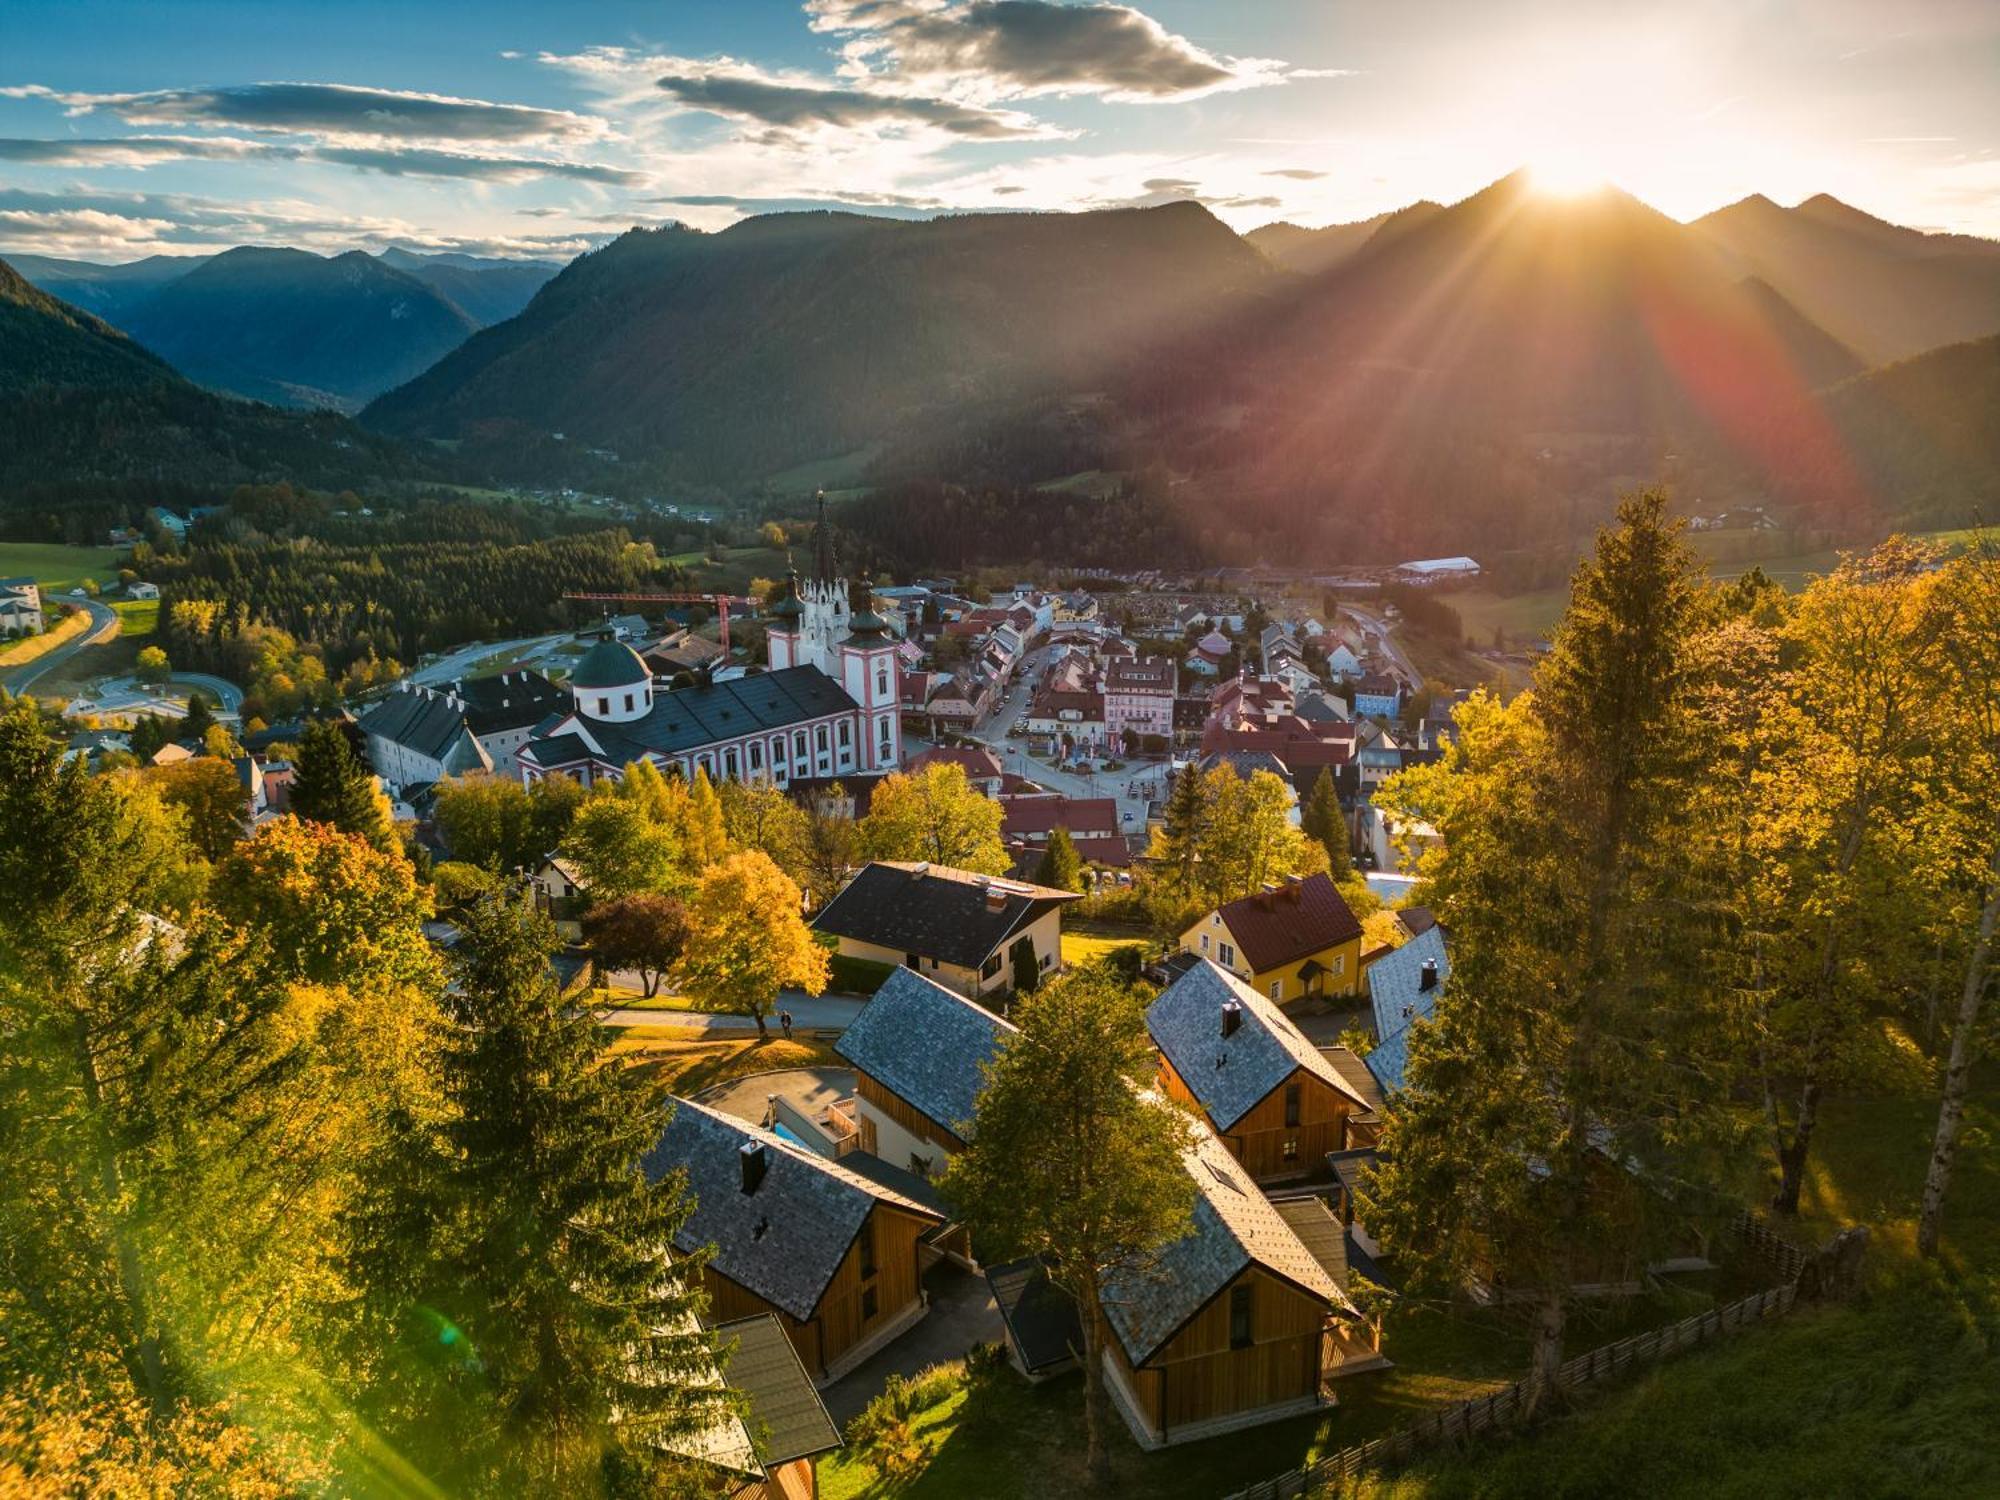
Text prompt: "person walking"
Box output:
[[779, 1009, 794, 1040]]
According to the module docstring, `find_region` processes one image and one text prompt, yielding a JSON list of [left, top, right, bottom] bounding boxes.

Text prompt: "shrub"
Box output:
[[846, 1363, 968, 1484], [828, 953, 897, 995]]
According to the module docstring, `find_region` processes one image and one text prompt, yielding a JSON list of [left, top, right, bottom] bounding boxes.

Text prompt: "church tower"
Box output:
[[791, 489, 849, 675], [838, 578, 903, 771]]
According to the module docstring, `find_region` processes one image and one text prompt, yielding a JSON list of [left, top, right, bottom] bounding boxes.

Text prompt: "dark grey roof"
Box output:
[[1364, 926, 1449, 1095], [716, 1314, 842, 1467], [813, 862, 1081, 971], [1102, 1124, 1349, 1367], [986, 1257, 1082, 1376], [358, 690, 488, 771], [834, 967, 1016, 1141], [518, 730, 597, 771], [1148, 959, 1371, 1131], [1273, 1196, 1350, 1292], [644, 1099, 940, 1322], [448, 670, 567, 735], [571, 637, 651, 689]]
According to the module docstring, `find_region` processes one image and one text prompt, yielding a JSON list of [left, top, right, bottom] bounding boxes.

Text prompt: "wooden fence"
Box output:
[[1223, 1215, 1820, 1500]]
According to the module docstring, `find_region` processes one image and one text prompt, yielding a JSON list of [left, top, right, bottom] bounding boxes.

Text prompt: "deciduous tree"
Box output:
[[138, 755, 248, 861], [678, 851, 828, 1037], [583, 893, 690, 999], [861, 762, 1008, 874]]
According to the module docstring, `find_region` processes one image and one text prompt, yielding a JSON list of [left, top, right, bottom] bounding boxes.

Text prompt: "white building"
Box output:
[[0, 577, 44, 637]]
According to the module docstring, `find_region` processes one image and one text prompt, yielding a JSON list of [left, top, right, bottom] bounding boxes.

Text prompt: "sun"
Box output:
[[1528, 149, 1610, 198]]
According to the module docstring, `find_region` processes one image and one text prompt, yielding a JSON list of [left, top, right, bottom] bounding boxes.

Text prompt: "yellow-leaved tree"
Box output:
[[678, 850, 829, 1037]]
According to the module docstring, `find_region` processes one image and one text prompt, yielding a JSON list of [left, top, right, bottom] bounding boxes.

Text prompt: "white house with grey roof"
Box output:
[[358, 686, 493, 792], [644, 1098, 945, 1385], [0, 577, 44, 637]]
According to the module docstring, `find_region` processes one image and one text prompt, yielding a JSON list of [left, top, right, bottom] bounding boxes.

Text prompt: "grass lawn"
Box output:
[[0, 541, 123, 593], [605, 1024, 842, 1096], [1060, 922, 1149, 969]]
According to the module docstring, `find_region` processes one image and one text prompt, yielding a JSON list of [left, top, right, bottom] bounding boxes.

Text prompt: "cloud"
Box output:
[[653, 66, 1052, 140], [807, 0, 1294, 102], [1263, 167, 1326, 180], [1, 81, 602, 144], [652, 189, 948, 217], [0, 134, 645, 185]]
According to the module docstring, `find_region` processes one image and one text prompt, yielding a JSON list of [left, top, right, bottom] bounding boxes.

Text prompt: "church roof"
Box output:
[[571, 637, 652, 689], [523, 665, 861, 770]]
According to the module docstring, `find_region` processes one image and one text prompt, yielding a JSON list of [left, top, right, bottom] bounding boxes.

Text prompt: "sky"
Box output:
[[2, 0, 1997, 262]]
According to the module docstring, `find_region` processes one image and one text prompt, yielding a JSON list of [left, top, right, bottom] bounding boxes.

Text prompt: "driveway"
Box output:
[[824, 1261, 1008, 1422], [1, 597, 116, 695]]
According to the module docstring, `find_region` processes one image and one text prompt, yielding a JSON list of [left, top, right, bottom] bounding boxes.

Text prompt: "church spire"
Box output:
[[810, 489, 837, 587]]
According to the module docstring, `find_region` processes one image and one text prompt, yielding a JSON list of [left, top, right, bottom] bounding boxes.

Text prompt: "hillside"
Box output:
[[1695, 193, 2000, 364], [4, 252, 213, 326], [119, 246, 479, 410], [362, 202, 1273, 482], [0, 257, 180, 394], [1247, 201, 1443, 275], [376, 247, 561, 327]]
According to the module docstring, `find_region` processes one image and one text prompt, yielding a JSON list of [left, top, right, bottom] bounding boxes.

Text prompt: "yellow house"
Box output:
[[812, 861, 1083, 1002], [1178, 873, 1364, 1004]]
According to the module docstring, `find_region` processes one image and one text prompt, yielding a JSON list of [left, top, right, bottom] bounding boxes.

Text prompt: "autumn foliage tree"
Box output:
[[678, 851, 829, 1037], [582, 893, 689, 998]]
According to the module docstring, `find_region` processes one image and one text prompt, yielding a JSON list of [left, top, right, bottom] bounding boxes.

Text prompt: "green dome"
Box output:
[[847, 607, 892, 638], [570, 637, 651, 689], [767, 592, 804, 620]]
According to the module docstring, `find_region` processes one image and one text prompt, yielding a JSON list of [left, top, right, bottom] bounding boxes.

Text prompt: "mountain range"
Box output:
[[10, 246, 559, 410], [4, 172, 1998, 555]]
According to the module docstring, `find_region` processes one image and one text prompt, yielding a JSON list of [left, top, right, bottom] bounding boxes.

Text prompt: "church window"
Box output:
[[838, 721, 851, 749], [748, 742, 762, 771], [816, 725, 829, 753], [877, 669, 889, 698], [595, 697, 609, 716], [795, 732, 808, 759]]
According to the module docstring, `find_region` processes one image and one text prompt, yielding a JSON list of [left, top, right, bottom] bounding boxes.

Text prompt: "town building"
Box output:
[[644, 1099, 945, 1384], [998, 791, 1128, 873], [1104, 655, 1175, 750], [1351, 673, 1404, 720], [1396, 556, 1481, 583], [812, 861, 1081, 1002], [1179, 873, 1366, 1003], [0, 577, 44, 637], [1149, 957, 1376, 1182], [358, 688, 492, 791]]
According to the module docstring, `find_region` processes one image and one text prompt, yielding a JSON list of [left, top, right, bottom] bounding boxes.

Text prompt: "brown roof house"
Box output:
[[812, 861, 1082, 1002], [1179, 872, 1366, 1004], [645, 1099, 945, 1384], [1148, 958, 1376, 1183]]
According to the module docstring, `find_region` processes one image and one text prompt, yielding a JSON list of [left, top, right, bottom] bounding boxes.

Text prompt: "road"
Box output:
[[0, 597, 117, 696], [1340, 603, 1422, 685], [595, 988, 865, 1033], [411, 631, 570, 686], [83, 671, 245, 720]]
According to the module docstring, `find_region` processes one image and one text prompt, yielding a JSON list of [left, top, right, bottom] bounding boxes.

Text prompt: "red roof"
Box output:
[[999, 793, 1120, 839], [1214, 873, 1362, 972], [908, 745, 1005, 781]]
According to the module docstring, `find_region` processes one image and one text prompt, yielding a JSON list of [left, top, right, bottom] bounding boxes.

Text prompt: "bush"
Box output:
[[828, 953, 897, 995], [846, 1364, 969, 1485], [431, 861, 500, 909]]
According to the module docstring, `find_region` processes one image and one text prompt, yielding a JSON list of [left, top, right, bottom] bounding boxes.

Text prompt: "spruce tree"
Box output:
[[181, 690, 215, 747], [353, 890, 726, 1495], [1301, 768, 1351, 878], [1035, 825, 1085, 893], [291, 719, 394, 851]]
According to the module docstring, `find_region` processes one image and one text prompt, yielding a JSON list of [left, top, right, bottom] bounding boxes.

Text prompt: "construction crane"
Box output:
[[561, 591, 762, 651]]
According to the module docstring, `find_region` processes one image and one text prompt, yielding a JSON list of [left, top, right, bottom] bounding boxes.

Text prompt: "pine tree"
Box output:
[[1301, 768, 1351, 878], [1148, 764, 1208, 909], [353, 891, 727, 1494], [181, 690, 215, 747], [1035, 826, 1085, 893], [291, 719, 394, 852]]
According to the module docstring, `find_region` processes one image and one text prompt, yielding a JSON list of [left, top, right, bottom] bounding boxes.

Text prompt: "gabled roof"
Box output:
[[1213, 873, 1362, 973], [1149, 959, 1373, 1131], [1364, 926, 1449, 1096], [834, 966, 1016, 1141], [1102, 1121, 1350, 1367], [534, 665, 861, 766], [812, 861, 1081, 971], [448, 669, 567, 734], [715, 1314, 842, 1468], [646, 1099, 940, 1323], [358, 690, 491, 772]]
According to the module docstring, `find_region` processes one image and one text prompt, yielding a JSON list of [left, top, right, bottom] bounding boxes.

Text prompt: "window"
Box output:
[[1270, 980, 1283, 1002], [859, 1218, 877, 1279], [595, 696, 609, 716], [1218, 942, 1235, 968], [1284, 1081, 1302, 1128], [877, 669, 889, 698], [909, 1152, 932, 1180], [1199, 935, 1210, 954], [795, 731, 808, 759], [839, 721, 851, 749], [1282, 1137, 1300, 1163], [623, 692, 634, 713], [1332, 954, 1345, 976], [862, 1284, 879, 1321], [981, 953, 1002, 979], [816, 725, 829, 753], [879, 717, 892, 750], [748, 742, 762, 771], [1229, 1284, 1253, 1349], [724, 749, 739, 779]]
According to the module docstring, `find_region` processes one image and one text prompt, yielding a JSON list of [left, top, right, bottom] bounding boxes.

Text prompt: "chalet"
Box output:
[[1187, 631, 1231, 677], [671, 1312, 843, 1499], [812, 861, 1081, 1002], [1098, 1121, 1383, 1447], [1179, 873, 1366, 1003], [1363, 925, 1448, 1096], [644, 1099, 945, 1384], [1149, 958, 1375, 1182], [833, 965, 1014, 1181], [0, 577, 44, 637], [642, 627, 728, 678], [125, 580, 161, 601]]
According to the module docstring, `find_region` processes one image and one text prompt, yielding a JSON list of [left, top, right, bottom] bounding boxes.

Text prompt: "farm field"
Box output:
[[0, 542, 123, 592]]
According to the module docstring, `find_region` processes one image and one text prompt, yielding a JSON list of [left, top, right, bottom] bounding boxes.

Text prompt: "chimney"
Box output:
[[739, 1140, 768, 1195], [985, 886, 1007, 912], [1419, 959, 1438, 992], [1221, 1000, 1242, 1039]]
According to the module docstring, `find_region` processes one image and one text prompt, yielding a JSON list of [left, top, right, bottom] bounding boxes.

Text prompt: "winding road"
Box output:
[[0, 597, 117, 696], [410, 632, 570, 687]]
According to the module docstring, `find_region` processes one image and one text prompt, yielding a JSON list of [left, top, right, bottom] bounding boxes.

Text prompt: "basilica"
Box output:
[[518, 504, 902, 790]]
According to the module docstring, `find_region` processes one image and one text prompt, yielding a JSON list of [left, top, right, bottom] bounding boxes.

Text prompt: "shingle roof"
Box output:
[[715, 1314, 842, 1467], [1213, 873, 1362, 973], [1364, 926, 1449, 1095], [834, 966, 1015, 1140], [644, 1099, 941, 1322], [448, 670, 567, 735], [1149, 959, 1373, 1131], [1102, 1122, 1350, 1367], [812, 861, 1081, 971], [358, 691, 489, 771], [1273, 1196, 1351, 1292], [526, 665, 861, 770], [986, 1257, 1083, 1376]]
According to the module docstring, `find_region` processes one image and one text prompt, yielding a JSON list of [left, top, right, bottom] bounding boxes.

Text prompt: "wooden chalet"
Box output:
[[645, 1100, 945, 1384], [1148, 959, 1375, 1183], [1097, 1123, 1386, 1447], [670, 1312, 843, 1499]]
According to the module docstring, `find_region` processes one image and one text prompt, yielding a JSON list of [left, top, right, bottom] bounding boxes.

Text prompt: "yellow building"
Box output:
[[1178, 873, 1364, 1004]]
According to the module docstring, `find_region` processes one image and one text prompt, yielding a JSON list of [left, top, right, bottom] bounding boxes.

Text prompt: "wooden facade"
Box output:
[[1107, 1266, 1333, 1440], [855, 1071, 966, 1155], [701, 1202, 935, 1380], [1155, 1053, 1356, 1183]]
